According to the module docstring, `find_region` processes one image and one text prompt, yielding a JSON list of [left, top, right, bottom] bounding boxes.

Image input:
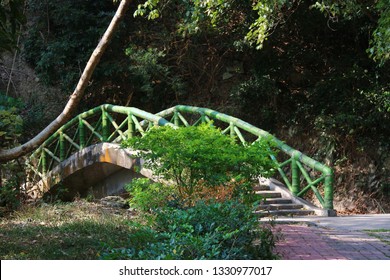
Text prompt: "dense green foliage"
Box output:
[[23, 0, 116, 90], [101, 199, 278, 260], [314, 0, 390, 65], [125, 45, 185, 108], [122, 123, 276, 203], [134, 0, 390, 64], [0, 93, 24, 209], [370, 1, 390, 65], [0, 0, 25, 54], [0, 93, 23, 148]]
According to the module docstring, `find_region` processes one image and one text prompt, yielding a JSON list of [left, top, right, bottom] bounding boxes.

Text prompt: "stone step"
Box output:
[[253, 184, 270, 191], [257, 203, 304, 210], [255, 191, 281, 198], [254, 209, 315, 217], [261, 198, 293, 205]]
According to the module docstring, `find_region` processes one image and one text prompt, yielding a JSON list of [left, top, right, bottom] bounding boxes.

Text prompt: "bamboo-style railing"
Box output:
[[28, 104, 334, 210]]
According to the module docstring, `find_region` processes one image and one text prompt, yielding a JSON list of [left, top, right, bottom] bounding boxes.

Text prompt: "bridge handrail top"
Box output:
[[29, 103, 332, 176], [30, 104, 174, 158]]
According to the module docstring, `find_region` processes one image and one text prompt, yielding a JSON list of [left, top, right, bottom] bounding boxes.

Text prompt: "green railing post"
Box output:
[[174, 110, 179, 126], [41, 149, 47, 175], [229, 122, 234, 138], [201, 113, 206, 124], [291, 158, 300, 196], [79, 117, 85, 149], [59, 132, 65, 161], [324, 168, 334, 210], [102, 107, 109, 142], [128, 112, 134, 138]]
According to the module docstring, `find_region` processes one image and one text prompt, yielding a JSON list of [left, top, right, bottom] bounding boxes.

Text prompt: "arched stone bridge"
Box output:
[[35, 142, 154, 201], [26, 104, 334, 212]]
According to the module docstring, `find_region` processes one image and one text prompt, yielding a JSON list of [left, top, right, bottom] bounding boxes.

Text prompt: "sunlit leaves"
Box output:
[[369, 0, 390, 66], [245, 2, 272, 49], [133, 0, 160, 19], [134, 0, 292, 49]]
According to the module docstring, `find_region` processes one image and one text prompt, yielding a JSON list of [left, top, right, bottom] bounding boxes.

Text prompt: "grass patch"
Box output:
[[363, 229, 390, 233], [0, 200, 135, 259]]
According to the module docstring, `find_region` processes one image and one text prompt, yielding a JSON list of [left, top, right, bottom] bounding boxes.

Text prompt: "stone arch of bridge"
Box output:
[[40, 143, 152, 200]]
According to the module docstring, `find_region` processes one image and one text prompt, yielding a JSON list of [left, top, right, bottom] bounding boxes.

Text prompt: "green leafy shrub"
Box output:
[[125, 178, 177, 211], [100, 200, 278, 260], [0, 93, 25, 210], [122, 123, 277, 205], [0, 93, 23, 148], [306, 66, 390, 144], [0, 178, 21, 211], [23, 0, 115, 89]]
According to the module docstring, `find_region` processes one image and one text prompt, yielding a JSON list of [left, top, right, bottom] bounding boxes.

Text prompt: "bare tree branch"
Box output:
[[0, 0, 131, 163]]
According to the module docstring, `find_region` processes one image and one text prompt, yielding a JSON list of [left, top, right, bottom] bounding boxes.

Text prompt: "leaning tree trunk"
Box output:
[[0, 0, 131, 163]]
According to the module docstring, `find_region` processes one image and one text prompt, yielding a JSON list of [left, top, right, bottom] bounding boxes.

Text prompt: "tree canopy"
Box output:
[[134, 0, 390, 65]]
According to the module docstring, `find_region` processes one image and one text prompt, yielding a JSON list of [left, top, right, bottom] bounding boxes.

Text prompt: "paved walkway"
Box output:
[[263, 215, 390, 260]]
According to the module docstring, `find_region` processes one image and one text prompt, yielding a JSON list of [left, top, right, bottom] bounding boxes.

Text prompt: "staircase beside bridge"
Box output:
[[253, 178, 334, 217]]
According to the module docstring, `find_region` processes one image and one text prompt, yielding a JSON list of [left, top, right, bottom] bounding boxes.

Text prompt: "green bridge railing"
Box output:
[[28, 104, 334, 210]]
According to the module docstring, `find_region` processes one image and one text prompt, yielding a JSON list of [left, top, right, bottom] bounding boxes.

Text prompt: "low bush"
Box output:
[[0, 179, 21, 211], [100, 199, 278, 260], [125, 178, 178, 212]]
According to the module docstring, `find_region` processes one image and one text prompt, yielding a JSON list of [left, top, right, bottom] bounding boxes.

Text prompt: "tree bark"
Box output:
[[0, 0, 131, 163]]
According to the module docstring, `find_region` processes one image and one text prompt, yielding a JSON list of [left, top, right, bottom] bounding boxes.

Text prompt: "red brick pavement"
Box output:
[[273, 224, 390, 260]]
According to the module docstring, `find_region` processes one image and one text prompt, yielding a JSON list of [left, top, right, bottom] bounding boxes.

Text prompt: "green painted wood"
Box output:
[[297, 176, 325, 197], [62, 133, 81, 151], [230, 122, 235, 138], [177, 112, 190, 127], [102, 108, 109, 142], [131, 115, 145, 136], [41, 149, 47, 175], [60, 132, 65, 161], [222, 126, 230, 135], [128, 113, 134, 138], [43, 147, 61, 163], [291, 159, 300, 196], [174, 111, 179, 126], [48, 140, 60, 171], [233, 126, 246, 144], [79, 117, 86, 149], [82, 119, 104, 142], [86, 117, 102, 146], [107, 114, 127, 142]]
